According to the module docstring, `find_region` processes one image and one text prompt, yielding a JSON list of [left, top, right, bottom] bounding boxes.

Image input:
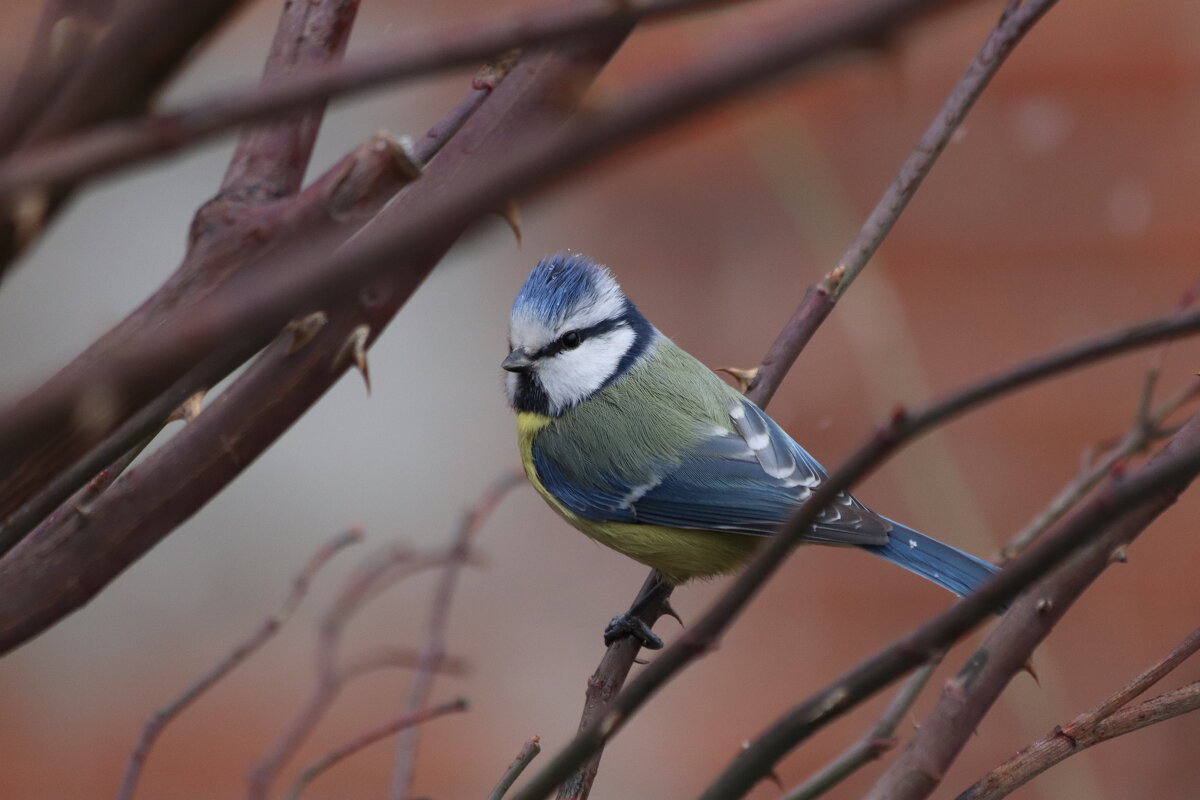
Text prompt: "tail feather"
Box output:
[[861, 520, 998, 598]]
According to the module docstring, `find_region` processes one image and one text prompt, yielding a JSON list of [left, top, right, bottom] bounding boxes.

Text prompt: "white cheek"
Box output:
[[537, 326, 635, 414]]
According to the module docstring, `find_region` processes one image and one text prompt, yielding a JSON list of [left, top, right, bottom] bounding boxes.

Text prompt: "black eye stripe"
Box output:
[[535, 317, 625, 359]]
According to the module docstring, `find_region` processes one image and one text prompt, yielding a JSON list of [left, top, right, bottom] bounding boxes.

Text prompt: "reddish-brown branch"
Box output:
[[0, 0, 250, 269], [0, 0, 739, 198], [0, 0, 365, 534], [115, 528, 362, 800], [859, 418, 1200, 800], [220, 0, 360, 199], [957, 627, 1200, 800], [0, 0, 116, 153], [388, 470, 524, 799], [0, 0, 998, 470], [0, 30, 624, 656]]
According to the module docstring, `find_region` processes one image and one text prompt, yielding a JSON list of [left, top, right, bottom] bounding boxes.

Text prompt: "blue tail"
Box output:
[[861, 520, 999, 597]]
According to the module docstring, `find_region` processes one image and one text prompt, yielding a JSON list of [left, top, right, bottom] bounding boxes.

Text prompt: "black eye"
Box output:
[[561, 330, 582, 350]]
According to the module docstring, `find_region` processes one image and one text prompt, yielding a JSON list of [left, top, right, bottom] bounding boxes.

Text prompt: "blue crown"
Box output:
[[512, 252, 616, 326]]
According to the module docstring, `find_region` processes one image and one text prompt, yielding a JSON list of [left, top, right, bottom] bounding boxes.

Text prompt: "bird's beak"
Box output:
[[502, 348, 535, 373]]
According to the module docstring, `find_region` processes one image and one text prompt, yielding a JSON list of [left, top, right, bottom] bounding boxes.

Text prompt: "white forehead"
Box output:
[[509, 265, 626, 348]]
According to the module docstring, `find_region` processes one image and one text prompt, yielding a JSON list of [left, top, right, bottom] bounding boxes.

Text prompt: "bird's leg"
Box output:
[[603, 571, 679, 650]]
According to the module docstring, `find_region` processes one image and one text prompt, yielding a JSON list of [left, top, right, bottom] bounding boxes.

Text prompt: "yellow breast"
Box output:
[[516, 412, 760, 585]]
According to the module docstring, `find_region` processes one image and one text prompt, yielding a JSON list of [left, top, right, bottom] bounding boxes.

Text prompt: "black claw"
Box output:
[[660, 599, 684, 627], [604, 612, 664, 650]]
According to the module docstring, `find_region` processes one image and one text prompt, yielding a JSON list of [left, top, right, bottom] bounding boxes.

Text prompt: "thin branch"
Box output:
[[388, 470, 524, 799], [697, 411, 1200, 800], [1001, 375, 1200, 561], [510, 307, 1200, 800], [779, 660, 939, 800], [245, 545, 453, 800], [859, 419, 1200, 800], [489, 737, 544, 800], [0, 0, 741, 197], [280, 698, 468, 800], [830, 0, 1056, 298], [957, 627, 1200, 800], [114, 528, 362, 800]]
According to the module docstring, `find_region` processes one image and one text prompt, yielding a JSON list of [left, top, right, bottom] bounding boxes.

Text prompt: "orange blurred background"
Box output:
[[1, 1, 1198, 799]]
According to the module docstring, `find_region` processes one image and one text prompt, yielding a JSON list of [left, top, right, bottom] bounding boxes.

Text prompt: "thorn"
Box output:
[[660, 599, 684, 628], [498, 199, 522, 245], [166, 390, 206, 424], [475, 49, 522, 89], [336, 325, 371, 394], [1109, 545, 1128, 564], [1035, 598, 1053, 615], [1021, 659, 1040, 686], [820, 264, 846, 293], [713, 366, 758, 393], [10, 188, 50, 253], [285, 311, 329, 354]]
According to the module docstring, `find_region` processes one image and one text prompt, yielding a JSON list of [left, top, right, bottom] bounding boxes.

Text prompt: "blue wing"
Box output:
[[533, 396, 891, 547]]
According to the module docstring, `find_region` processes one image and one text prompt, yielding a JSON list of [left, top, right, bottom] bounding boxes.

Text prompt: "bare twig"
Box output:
[[859, 417, 1200, 800], [115, 528, 362, 800], [957, 627, 1200, 800], [489, 737, 544, 800], [281, 698, 468, 800], [388, 470, 524, 799], [511, 308, 1200, 800], [0, 0, 739, 197], [779, 660, 939, 800], [1001, 375, 1200, 561], [1001, 281, 1200, 560], [829, 0, 1056, 297], [245, 545, 453, 800]]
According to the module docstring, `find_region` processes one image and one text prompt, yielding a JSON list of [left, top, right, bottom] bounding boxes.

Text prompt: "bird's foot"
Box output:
[[604, 612, 664, 650]]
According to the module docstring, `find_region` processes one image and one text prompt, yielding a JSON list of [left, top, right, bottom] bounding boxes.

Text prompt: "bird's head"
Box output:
[[504, 253, 655, 416]]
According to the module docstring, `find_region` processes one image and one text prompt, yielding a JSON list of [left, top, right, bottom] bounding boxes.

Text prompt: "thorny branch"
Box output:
[[956, 626, 1200, 800], [115, 529, 363, 800]]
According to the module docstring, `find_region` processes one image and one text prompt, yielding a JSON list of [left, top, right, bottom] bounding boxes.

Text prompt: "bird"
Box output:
[[503, 252, 999, 648]]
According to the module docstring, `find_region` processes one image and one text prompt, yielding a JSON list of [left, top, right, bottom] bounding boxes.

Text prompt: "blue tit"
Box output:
[[503, 252, 998, 647]]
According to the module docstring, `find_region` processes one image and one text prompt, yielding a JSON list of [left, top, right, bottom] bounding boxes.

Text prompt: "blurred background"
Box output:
[[1, 0, 1198, 798]]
